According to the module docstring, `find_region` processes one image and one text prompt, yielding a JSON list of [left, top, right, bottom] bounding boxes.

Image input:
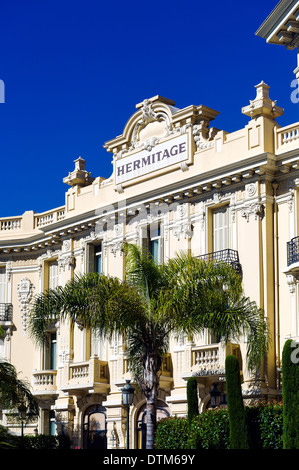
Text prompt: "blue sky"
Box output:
[[0, 0, 298, 217]]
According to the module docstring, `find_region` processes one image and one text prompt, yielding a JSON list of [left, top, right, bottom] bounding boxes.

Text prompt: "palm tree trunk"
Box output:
[[146, 398, 157, 449], [139, 353, 160, 450]]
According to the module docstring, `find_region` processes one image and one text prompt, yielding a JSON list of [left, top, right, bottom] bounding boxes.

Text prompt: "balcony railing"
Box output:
[[32, 370, 57, 395], [287, 236, 299, 266], [276, 122, 299, 153], [0, 217, 21, 231], [182, 341, 242, 380], [0, 303, 13, 322], [200, 249, 242, 275], [61, 357, 109, 394]]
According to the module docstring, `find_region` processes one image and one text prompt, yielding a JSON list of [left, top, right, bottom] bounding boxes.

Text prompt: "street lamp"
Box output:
[[210, 382, 221, 408], [18, 403, 27, 439], [121, 380, 135, 449]]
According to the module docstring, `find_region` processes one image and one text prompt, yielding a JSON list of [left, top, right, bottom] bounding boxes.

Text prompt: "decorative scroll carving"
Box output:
[[193, 122, 217, 150], [286, 274, 297, 293], [173, 222, 193, 241], [110, 241, 124, 257], [241, 203, 265, 222], [17, 278, 35, 335], [130, 99, 172, 151], [58, 254, 76, 272]]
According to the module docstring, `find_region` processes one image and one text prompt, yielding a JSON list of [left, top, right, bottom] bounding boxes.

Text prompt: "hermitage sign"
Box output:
[[115, 134, 188, 184]]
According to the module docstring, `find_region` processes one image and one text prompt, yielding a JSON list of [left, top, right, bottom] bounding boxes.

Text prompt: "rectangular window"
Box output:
[[0, 336, 4, 359], [88, 243, 102, 274], [0, 268, 5, 303], [48, 261, 59, 289], [50, 332, 57, 370], [94, 244, 102, 274], [49, 410, 56, 436], [213, 207, 229, 252], [148, 224, 161, 264]]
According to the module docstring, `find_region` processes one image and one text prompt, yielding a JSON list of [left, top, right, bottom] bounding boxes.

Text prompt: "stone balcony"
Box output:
[[181, 341, 242, 385], [32, 369, 58, 397], [115, 353, 173, 390], [61, 356, 109, 395]]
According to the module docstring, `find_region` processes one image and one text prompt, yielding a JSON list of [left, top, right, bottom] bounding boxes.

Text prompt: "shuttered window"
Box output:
[[213, 207, 229, 252], [49, 261, 59, 289]]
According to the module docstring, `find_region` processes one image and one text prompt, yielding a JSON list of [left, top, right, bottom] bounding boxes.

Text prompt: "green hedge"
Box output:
[[155, 403, 283, 449], [187, 408, 229, 449], [154, 417, 190, 449], [0, 426, 71, 450]]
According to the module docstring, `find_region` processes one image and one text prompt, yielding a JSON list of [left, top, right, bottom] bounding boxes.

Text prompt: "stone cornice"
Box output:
[[0, 151, 292, 255], [256, 0, 299, 47]]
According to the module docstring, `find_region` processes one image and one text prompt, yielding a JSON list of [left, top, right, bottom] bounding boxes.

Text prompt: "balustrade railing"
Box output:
[[35, 207, 65, 228], [181, 341, 241, 379], [200, 248, 242, 275], [287, 236, 299, 266], [0, 218, 21, 231], [0, 303, 13, 322], [276, 122, 299, 153], [32, 370, 57, 393], [68, 358, 108, 384]]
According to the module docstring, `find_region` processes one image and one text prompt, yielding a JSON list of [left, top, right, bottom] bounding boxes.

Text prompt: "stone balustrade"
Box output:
[[32, 370, 57, 394], [276, 122, 299, 153]]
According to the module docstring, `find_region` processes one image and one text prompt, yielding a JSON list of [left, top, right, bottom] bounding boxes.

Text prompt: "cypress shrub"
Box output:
[[187, 376, 199, 426], [282, 339, 299, 449], [225, 354, 249, 449]]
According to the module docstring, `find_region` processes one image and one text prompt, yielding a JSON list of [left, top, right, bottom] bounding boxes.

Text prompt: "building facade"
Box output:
[[0, 0, 299, 449]]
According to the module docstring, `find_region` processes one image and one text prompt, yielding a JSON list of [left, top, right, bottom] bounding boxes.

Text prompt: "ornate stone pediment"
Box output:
[[103, 95, 219, 191]]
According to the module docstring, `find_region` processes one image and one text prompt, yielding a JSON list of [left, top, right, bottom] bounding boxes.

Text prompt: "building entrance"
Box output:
[[83, 404, 107, 449], [136, 400, 170, 449]]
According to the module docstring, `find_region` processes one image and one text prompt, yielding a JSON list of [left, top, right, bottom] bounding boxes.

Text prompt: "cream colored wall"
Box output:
[[1, 87, 299, 445]]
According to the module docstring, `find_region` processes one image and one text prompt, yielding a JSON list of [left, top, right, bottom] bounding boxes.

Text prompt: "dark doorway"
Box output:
[[83, 404, 107, 449], [136, 400, 170, 449]]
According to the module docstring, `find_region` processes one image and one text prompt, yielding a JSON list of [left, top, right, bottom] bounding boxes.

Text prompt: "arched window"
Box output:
[[136, 400, 170, 449], [83, 404, 107, 449]]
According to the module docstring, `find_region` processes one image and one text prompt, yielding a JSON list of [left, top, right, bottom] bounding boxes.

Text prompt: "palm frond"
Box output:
[[0, 361, 39, 417]]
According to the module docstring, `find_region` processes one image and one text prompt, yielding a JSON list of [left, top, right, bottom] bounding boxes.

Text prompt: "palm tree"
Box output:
[[0, 327, 39, 420], [28, 243, 268, 449]]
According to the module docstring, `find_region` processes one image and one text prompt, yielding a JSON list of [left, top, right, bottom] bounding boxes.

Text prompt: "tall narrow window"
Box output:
[[0, 336, 5, 359], [0, 268, 5, 303], [50, 332, 57, 370], [49, 410, 56, 436], [213, 207, 229, 252], [88, 243, 102, 274], [94, 244, 102, 274], [48, 261, 59, 289], [148, 224, 161, 264]]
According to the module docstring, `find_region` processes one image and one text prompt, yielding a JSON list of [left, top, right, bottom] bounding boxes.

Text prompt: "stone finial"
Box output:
[[63, 157, 95, 187], [242, 81, 284, 120]]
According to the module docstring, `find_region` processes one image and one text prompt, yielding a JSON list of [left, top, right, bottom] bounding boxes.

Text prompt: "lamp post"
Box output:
[[18, 403, 27, 440], [210, 382, 221, 408], [121, 380, 135, 449]]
